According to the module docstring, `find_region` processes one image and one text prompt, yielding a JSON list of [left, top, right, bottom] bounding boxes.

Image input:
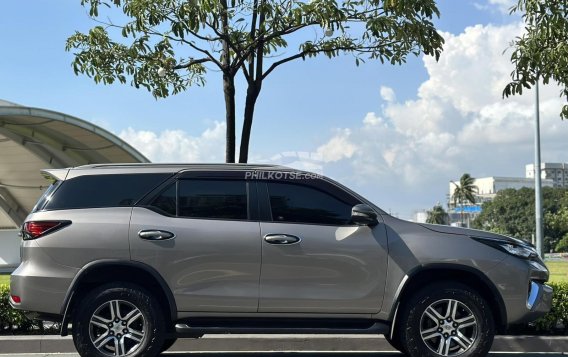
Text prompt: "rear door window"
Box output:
[[178, 179, 248, 220]]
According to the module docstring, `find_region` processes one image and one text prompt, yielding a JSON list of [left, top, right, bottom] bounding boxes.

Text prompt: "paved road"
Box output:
[[1, 335, 566, 355], [0, 353, 565, 357]]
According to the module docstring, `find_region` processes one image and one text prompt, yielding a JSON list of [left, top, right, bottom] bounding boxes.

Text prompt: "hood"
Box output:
[[418, 223, 530, 246]]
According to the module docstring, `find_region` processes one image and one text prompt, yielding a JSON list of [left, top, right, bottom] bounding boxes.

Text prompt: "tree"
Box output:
[[451, 173, 478, 226], [549, 206, 568, 252], [504, 0, 568, 119], [556, 235, 568, 252], [426, 203, 448, 225], [66, 0, 444, 163], [472, 187, 568, 252]]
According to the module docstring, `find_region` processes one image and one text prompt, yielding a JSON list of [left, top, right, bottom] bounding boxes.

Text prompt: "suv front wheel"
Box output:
[[399, 282, 494, 357], [72, 283, 165, 357]]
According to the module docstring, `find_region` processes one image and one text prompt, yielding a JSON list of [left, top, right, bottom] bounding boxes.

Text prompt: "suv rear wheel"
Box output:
[[72, 283, 165, 357], [399, 282, 494, 357]]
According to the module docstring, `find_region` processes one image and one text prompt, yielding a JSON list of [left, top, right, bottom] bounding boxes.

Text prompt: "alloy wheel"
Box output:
[[89, 299, 146, 356], [419, 298, 478, 356]]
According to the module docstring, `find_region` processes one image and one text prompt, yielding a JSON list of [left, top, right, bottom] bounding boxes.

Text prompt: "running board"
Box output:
[[175, 318, 389, 336]]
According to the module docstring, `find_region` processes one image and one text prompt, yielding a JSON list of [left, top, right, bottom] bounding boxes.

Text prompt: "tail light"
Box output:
[[10, 295, 21, 304], [22, 221, 71, 240]]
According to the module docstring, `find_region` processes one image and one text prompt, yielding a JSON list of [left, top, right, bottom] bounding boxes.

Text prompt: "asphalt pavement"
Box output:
[[0, 335, 566, 355], [0, 353, 565, 357]]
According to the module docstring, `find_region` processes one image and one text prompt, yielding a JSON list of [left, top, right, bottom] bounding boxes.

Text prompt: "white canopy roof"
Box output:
[[0, 100, 149, 228]]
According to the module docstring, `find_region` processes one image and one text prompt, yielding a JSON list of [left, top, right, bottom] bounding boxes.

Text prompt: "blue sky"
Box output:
[[1, 0, 566, 219]]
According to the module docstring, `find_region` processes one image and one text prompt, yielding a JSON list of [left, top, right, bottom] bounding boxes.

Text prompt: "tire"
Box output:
[[399, 282, 494, 357], [160, 338, 177, 352], [72, 283, 165, 357]]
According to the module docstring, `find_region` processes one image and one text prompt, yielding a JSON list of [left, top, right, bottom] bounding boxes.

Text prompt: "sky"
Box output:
[[1, 0, 567, 219]]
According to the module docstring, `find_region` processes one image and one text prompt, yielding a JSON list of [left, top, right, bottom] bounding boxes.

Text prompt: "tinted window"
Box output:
[[149, 183, 177, 216], [44, 174, 170, 210], [267, 182, 353, 225], [32, 181, 61, 212], [178, 180, 247, 220]]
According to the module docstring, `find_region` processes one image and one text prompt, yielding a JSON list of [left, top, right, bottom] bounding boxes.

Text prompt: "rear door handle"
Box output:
[[264, 234, 301, 245], [138, 230, 176, 241]]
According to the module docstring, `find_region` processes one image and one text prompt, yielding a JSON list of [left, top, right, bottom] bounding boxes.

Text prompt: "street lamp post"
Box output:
[[534, 80, 544, 257]]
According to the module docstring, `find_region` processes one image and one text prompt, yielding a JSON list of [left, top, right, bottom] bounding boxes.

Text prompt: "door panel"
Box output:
[[259, 222, 388, 313], [130, 207, 261, 312]]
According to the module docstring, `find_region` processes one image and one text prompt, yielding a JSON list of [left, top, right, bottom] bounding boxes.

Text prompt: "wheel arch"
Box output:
[[60, 260, 177, 336], [391, 264, 507, 334]]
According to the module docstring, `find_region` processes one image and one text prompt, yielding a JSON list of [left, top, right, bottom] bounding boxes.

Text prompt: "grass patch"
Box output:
[[0, 274, 10, 286], [546, 260, 568, 283]]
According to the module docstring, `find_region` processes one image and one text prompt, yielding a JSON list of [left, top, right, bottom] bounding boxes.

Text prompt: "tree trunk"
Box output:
[[238, 83, 261, 163], [223, 73, 236, 163]]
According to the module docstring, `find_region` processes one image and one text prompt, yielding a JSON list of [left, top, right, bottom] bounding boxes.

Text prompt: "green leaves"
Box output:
[[452, 173, 478, 206], [533, 281, 568, 333], [472, 188, 568, 251], [66, 22, 206, 98], [426, 204, 449, 225], [505, 0, 568, 119], [67, 0, 444, 98]]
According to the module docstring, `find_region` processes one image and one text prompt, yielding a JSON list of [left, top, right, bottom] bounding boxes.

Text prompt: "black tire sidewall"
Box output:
[[72, 283, 165, 357], [401, 282, 494, 357]]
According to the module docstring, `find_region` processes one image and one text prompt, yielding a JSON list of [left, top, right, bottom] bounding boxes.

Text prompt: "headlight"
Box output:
[[472, 236, 538, 259]]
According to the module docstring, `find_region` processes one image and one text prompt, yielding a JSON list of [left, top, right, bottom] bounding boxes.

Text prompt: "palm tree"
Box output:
[[426, 204, 449, 225], [451, 173, 478, 227]]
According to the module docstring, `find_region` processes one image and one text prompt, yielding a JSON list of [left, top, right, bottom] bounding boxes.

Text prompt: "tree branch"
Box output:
[[261, 43, 386, 80], [173, 57, 211, 70], [262, 52, 306, 79], [248, 0, 259, 83]]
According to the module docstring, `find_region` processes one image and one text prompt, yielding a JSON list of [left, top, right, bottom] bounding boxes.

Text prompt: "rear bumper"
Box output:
[[9, 242, 78, 315], [10, 263, 75, 315]]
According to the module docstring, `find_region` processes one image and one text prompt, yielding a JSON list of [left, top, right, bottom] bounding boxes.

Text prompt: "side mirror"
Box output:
[[351, 204, 378, 226]]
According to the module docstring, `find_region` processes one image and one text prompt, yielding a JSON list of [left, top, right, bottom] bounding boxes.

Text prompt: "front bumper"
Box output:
[[486, 255, 552, 325], [518, 281, 553, 323]]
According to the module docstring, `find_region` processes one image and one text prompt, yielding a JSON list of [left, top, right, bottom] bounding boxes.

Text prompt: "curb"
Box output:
[[0, 335, 566, 354]]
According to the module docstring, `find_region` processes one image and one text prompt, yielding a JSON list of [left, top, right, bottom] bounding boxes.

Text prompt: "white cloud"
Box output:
[[380, 86, 396, 102], [313, 22, 567, 215], [316, 129, 357, 163], [488, 0, 516, 13], [474, 0, 516, 14], [119, 121, 226, 163]]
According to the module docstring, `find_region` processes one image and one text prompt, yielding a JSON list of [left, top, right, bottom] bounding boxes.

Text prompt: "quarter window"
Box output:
[[267, 182, 353, 225], [44, 174, 170, 210], [178, 180, 248, 220], [149, 183, 177, 216]]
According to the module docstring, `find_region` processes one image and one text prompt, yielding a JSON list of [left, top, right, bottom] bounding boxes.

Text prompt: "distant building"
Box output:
[[526, 162, 568, 188], [472, 176, 554, 200], [448, 176, 554, 227]]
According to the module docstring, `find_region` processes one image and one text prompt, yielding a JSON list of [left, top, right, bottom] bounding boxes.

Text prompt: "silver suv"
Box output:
[[10, 164, 552, 357]]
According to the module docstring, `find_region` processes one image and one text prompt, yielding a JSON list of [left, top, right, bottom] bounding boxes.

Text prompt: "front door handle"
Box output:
[[138, 230, 176, 241], [264, 234, 301, 245]]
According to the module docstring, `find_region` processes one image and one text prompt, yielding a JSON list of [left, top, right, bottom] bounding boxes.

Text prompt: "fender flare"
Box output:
[[60, 259, 177, 335]]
